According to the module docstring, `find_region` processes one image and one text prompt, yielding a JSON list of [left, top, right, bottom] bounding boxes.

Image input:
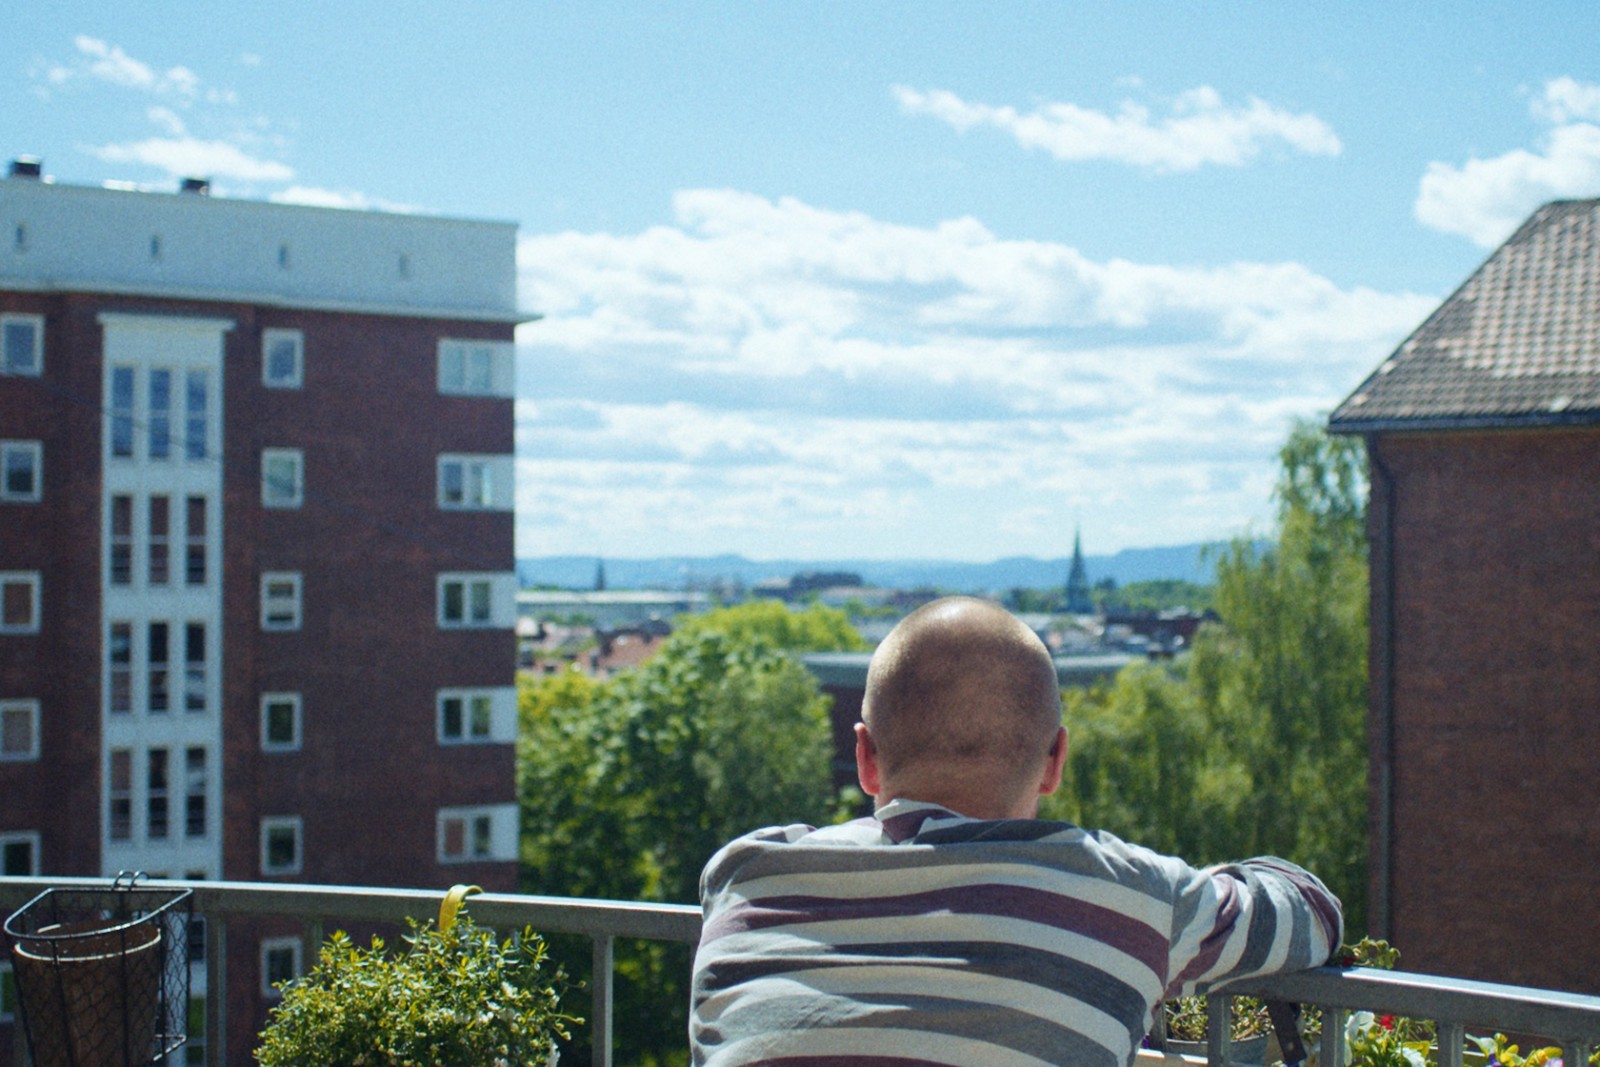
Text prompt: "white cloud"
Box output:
[[88, 137, 295, 182], [64, 36, 201, 98], [269, 186, 419, 213], [1415, 78, 1600, 247], [515, 191, 1430, 559], [892, 84, 1341, 172]]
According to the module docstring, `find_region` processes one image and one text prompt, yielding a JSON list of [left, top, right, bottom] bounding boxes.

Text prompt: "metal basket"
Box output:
[[4, 872, 191, 1067]]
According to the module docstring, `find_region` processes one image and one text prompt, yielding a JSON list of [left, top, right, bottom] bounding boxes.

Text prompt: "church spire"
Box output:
[[1065, 528, 1092, 614]]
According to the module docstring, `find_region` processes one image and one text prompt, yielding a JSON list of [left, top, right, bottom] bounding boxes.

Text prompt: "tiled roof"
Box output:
[[1331, 198, 1600, 431]]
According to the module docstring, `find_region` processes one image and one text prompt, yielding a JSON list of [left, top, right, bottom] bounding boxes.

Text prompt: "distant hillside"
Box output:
[[518, 543, 1222, 593]]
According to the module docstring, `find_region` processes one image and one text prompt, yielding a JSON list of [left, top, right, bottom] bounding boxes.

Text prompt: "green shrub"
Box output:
[[256, 912, 577, 1067]]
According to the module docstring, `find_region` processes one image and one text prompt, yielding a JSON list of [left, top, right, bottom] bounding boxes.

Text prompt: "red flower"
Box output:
[[1379, 1015, 1397, 1030]]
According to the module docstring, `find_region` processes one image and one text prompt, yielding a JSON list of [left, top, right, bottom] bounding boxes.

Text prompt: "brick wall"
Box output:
[[1371, 427, 1600, 993]]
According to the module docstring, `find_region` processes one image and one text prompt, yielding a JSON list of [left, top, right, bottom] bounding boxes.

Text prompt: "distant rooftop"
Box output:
[[1331, 198, 1600, 432], [1, 159, 525, 322]]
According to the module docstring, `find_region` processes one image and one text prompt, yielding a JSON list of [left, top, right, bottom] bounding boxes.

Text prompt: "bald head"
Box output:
[[859, 597, 1064, 817]]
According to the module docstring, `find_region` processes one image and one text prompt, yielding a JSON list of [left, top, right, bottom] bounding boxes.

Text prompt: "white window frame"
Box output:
[[436, 687, 516, 745], [261, 448, 304, 508], [437, 339, 514, 398], [0, 314, 43, 377], [260, 816, 303, 876], [260, 572, 303, 632], [437, 454, 513, 511], [261, 693, 303, 752], [0, 572, 40, 634], [0, 831, 40, 876], [260, 936, 303, 999], [262, 329, 304, 389], [436, 804, 516, 864], [0, 699, 40, 761], [437, 572, 515, 630], [0, 440, 42, 503]]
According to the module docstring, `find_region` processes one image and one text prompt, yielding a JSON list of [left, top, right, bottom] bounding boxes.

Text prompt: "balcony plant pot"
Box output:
[[255, 885, 577, 1067], [1162, 1035, 1269, 1065], [5, 878, 191, 1067]]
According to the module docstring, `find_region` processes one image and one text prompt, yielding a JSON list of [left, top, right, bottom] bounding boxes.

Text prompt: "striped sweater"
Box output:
[[691, 798, 1342, 1067]]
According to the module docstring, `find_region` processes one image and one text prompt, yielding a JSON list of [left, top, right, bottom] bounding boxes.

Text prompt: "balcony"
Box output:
[[3, 875, 1599, 1067]]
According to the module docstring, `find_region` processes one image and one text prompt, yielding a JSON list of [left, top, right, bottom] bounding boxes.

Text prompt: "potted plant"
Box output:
[[1160, 994, 1274, 1063], [255, 887, 578, 1067]]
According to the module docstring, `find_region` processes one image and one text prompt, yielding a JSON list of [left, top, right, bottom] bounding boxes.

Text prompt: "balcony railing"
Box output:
[[3, 875, 1599, 1067]]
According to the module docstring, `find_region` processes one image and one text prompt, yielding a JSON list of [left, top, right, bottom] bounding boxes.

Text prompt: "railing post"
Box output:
[[206, 914, 227, 1067], [1206, 993, 1229, 1065], [1565, 1042, 1589, 1067], [592, 934, 614, 1067], [1438, 1021, 1464, 1067], [1324, 1007, 1347, 1067]]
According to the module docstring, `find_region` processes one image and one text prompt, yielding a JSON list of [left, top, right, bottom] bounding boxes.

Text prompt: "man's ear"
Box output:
[[854, 722, 881, 798], [1037, 726, 1069, 797]]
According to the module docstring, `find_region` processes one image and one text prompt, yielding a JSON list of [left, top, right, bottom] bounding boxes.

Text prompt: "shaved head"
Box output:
[[860, 597, 1063, 816]]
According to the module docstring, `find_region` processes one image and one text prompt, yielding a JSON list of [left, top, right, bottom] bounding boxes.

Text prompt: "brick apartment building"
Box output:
[[0, 159, 526, 1058], [1330, 197, 1600, 994]]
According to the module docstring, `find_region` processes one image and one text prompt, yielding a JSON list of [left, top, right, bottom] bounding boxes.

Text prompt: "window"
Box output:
[[109, 748, 132, 841], [261, 693, 302, 751], [261, 937, 302, 998], [185, 370, 208, 460], [439, 691, 492, 743], [438, 809, 494, 863], [438, 573, 513, 629], [109, 622, 132, 714], [0, 441, 41, 502], [184, 623, 206, 712], [149, 369, 172, 460], [149, 495, 171, 586], [110, 495, 133, 585], [437, 455, 511, 510], [0, 699, 39, 761], [260, 816, 302, 876], [261, 449, 303, 508], [260, 573, 302, 632], [110, 366, 135, 458], [148, 748, 169, 840], [437, 688, 513, 745], [0, 573, 39, 634], [148, 622, 170, 713], [185, 746, 207, 838], [185, 496, 207, 585], [437, 339, 513, 397], [0, 832, 38, 876], [1, 314, 42, 376], [263, 329, 303, 388]]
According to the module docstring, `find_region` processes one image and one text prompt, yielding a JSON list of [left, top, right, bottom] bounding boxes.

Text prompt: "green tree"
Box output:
[[1048, 419, 1370, 934], [518, 603, 856, 1064]]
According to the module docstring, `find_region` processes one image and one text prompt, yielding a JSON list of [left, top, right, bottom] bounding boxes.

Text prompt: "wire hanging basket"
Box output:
[[4, 872, 192, 1067]]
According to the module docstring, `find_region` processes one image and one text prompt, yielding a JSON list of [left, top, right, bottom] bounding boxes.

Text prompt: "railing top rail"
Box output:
[[1221, 966, 1600, 1045], [0, 877, 703, 944]]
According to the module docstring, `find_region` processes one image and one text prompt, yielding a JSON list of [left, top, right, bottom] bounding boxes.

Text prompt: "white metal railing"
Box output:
[[3, 876, 1599, 1067]]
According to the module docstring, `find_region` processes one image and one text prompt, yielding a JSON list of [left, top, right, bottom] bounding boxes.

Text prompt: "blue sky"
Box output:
[[9, 2, 1600, 562]]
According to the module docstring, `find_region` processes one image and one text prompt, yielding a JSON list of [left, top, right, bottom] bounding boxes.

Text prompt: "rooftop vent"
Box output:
[[180, 177, 211, 195], [8, 158, 43, 180]]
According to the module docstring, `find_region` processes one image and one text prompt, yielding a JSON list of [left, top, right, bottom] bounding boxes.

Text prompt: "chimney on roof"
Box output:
[[180, 177, 211, 195], [8, 158, 43, 180]]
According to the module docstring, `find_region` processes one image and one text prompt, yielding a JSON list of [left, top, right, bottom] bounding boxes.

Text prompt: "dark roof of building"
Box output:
[[1331, 198, 1600, 433]]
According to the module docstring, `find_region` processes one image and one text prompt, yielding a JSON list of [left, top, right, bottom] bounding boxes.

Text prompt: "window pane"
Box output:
[[149, 370, 171, 459], [266, 336, 299, 385], [185, 623, 206, 712], [442, 817, 464, 857], [466, 348, 493, 392], [441, 697, 463, 738], [149, 496, 170, 586], [471, 815, 493, 856], [2, 445, 37, 498], [185, 371, 207, 460], [186, 747, 206, 837], [2, 319, 40, 375], [110, 749, 132, 840], [469, 580, 490, 622], [186, 496, 207, 585], [1, 580, 34, 629], [441, 462, 464, 505], [265, 699, 297, 747], [1, 840, 34, 876], [111, 367, 134, 457], [470, 696, 492, 738], [109, 622, 132, 714], [111, 496, 133, 585], [442, 582, 464, 622], [266, 826, 297, 870], [149, 622, 169, 713], [148, 749, 169, 839], [1, 707, 33, 757]]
